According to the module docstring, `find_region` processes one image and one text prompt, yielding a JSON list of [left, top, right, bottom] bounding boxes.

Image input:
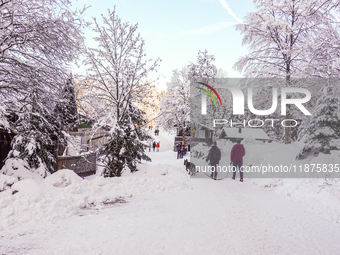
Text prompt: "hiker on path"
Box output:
[[177, 143, 181, 159], [231, 139, 246, 182], [152, 141, 156, 152], [206, 141, 221, 180], [180, 143, 185, 159], [156, 142, 160, 152]]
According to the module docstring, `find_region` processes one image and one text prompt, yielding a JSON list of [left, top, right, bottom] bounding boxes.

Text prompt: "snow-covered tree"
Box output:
[[297, 84, 340, 159], [80, 7, 160, 177], [159, 68, 190, 141], [216, 68, 228, 79], [55, 76, 79, 132], [188, 50, 217, 82], [0, 0, 86, 178], [160, 50, 218, 142], [101, 102, 151, 177], [233, 0, 340, 144], [188, 50, 220, 140], [134, 79, 162, 128]]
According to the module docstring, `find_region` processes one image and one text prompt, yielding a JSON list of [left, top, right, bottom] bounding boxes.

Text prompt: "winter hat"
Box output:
[[236, 139, 242, 144], [212, 141, 217, 146]]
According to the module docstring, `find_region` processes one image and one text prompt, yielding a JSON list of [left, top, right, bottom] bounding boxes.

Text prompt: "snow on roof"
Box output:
[[221, 127, 271, 140], [196, 123, 214, 131]]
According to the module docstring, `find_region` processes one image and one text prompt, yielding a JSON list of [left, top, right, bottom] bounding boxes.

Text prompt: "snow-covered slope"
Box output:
[[1, 129, 340, 254]]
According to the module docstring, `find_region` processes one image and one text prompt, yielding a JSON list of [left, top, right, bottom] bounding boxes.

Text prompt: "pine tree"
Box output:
[[102, 103, 151, 177], [297, 85, 340, 159]]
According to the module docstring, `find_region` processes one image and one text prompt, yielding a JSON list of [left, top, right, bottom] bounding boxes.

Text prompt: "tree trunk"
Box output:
[[285, 75, 291, 144]]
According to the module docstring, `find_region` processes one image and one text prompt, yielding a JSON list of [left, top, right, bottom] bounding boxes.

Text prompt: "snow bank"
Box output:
[[246, 142, 340, 224], [192, 139, 340, 223], [0, 174, 17, 191], [11, 179, 42, 195], [0, 162, 189, 232], [0, 158, 46, 182]]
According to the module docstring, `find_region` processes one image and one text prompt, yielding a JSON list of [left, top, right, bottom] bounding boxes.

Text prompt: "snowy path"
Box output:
[[1, 131, 340, 254], [2, 171, 340, 254]]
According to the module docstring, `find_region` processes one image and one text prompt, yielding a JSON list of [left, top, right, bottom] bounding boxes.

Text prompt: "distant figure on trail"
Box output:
[[152, 141, 156, 152], [206, 141, 221, 180], [156, 142, 160, 152], [177, 143, 181, 159], [180, 143, 185, 159], [231, 139, 246, 182]]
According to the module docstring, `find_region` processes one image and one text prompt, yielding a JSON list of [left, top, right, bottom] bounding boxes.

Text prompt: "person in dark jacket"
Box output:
[[231, 139, 246, 182], [180, 143, 185, 159], [152, 141, 156, 152], [206, 141, 221, 180], [177, 143, 181, 159]]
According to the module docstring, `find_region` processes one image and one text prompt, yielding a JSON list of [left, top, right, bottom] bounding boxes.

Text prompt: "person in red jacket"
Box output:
[[231, 139, 246, 182]]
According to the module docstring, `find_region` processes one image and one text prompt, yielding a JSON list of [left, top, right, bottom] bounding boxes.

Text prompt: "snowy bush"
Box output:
[[0, 175, 17, 192], [1, 135, 54, 181]]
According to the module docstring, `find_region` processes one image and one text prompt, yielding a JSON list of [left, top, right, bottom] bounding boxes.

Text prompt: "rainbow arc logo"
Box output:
[[196, 82, 222, 106]]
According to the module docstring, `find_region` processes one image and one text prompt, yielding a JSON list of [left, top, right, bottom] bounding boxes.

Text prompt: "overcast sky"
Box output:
[[71, 0, 255, 91]]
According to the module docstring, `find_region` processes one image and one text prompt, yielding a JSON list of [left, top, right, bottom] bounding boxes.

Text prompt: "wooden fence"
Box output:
[[57, 152, 97, 177]]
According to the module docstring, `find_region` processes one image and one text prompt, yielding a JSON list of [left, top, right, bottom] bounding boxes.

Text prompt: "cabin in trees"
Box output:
[[190, 123, 214, 147], [173, 124, 191, 151], [219, 127, 271, 142]]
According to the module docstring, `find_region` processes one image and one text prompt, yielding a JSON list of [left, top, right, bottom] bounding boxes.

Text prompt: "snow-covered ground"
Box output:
[[1, 130, 340, 254]]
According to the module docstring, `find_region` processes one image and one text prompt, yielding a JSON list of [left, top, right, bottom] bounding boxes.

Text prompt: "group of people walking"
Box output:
[[206, 139, 246, 181], [147, 125, 160, 151], [149, 141, 160, 152], [148, 125, 160, 136], [176, 143, 188, 159]]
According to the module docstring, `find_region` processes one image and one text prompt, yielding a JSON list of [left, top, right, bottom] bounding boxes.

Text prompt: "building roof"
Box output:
[[196, 123, 214, 131], [220, 127, 271, 140]]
